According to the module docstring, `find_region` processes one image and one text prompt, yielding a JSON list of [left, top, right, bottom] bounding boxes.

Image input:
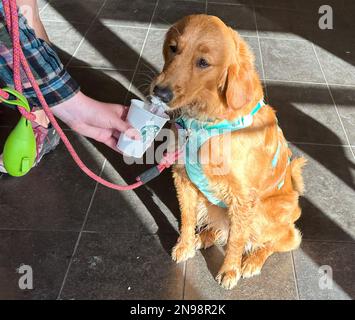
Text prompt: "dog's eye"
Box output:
[[197, 58, 209, 68], [169, 45, 177, 53]]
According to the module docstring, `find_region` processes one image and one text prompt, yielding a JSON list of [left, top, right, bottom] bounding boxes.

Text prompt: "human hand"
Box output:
[[52, 91, 140, 151]]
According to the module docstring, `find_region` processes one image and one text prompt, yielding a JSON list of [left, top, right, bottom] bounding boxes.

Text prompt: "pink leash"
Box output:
[[0, 0, 180, 190]]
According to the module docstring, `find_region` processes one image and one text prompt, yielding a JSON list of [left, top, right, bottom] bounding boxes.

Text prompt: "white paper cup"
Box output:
[[117, 99, 169, 158]]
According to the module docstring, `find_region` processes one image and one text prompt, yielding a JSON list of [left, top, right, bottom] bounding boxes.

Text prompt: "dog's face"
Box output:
[[151, 15, 258, 119]]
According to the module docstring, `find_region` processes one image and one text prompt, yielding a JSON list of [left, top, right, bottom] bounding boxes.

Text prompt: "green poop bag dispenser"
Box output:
[[0, 87, 36, 177]]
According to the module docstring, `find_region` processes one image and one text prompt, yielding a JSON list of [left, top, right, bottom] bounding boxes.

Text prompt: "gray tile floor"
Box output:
[[0, 0, 354, 300]]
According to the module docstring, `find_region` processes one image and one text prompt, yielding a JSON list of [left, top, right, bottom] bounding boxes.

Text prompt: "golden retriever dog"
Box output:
[[151, 15, 306, 289]]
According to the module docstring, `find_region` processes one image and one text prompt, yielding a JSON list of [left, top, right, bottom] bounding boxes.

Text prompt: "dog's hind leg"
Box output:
[[273, 225, 302, 252], [195, 204, 229, 250], [195, 229, 226, 249], [241, 225, 302, 278], [241, 245, 273, 278]]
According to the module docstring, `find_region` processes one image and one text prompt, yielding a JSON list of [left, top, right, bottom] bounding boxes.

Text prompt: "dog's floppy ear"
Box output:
[[224, 30, 255, 110]]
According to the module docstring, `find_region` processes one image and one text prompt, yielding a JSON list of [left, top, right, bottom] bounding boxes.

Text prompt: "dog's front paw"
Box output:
[[216, 268, 241, 290], [241, 254, 264, 279], [172, 240, 196, 263]]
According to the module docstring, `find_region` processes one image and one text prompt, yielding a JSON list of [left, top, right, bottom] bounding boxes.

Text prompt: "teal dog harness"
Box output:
[[176, 99, 285, 208]]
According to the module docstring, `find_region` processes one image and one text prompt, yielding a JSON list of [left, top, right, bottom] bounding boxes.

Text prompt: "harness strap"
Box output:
[[262, 150, 291, 197], [271, 141, 281, 168], [177, 99, 289, 207]]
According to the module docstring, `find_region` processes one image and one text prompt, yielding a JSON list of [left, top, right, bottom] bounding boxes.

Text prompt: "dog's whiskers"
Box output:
[[138, 71, 155, 82], [141, 63, 158, 78], [134, 81, 152, 96]]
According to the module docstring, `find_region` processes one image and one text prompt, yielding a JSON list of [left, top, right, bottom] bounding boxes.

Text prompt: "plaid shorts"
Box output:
[[0, 2, 80, 109]]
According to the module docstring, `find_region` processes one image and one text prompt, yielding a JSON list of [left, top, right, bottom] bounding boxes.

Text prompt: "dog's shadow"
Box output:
[[199, 246, 225, 277]]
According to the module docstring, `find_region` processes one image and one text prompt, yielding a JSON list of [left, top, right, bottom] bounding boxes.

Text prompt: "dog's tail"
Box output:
[[290, 157, 307, 195]]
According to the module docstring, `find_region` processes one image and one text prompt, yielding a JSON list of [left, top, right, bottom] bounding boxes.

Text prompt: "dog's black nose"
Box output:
[[153, 85, 173, 103]]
